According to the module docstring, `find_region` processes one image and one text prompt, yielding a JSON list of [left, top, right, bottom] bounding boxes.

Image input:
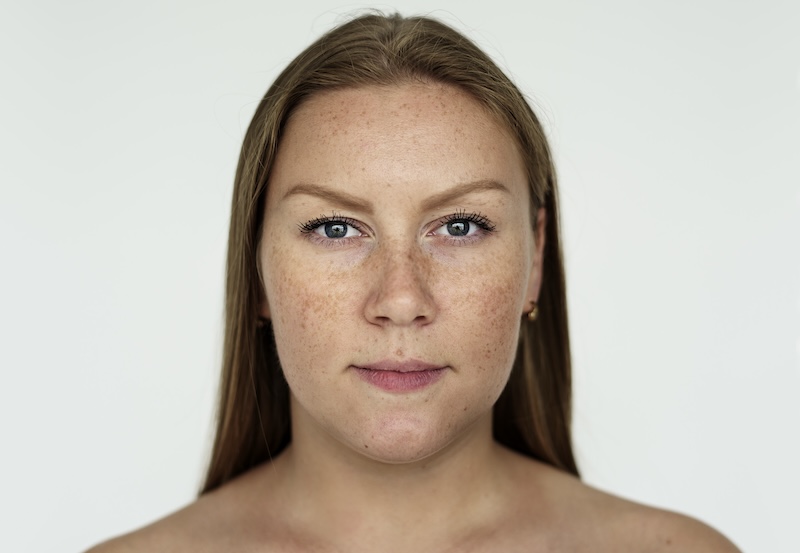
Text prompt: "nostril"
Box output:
[[364, 256, 436, 326]]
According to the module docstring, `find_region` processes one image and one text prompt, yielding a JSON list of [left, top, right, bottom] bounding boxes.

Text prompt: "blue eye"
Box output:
[[318, 221, 358, 239], [299, 214, 362, 241], [433, 211, 495, 239], [436, 220, 473, 237]]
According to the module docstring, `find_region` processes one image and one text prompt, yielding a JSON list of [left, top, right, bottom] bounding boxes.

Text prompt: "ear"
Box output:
[[526, 207, 547, 303]]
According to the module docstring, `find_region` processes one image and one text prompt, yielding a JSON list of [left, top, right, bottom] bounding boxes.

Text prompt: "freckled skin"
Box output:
[[87, 85, 741, 553], [259, 83, 540, 464]]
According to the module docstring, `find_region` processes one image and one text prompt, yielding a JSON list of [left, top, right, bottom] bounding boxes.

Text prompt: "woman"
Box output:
[[91, 13, 740, 552]]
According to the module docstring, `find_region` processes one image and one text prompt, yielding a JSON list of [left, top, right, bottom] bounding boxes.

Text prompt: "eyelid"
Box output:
[[434, 210, 496, 232], [297, 212, 369, 249], [297, 210, 496, 246], [427, 210, 497, 246], [298, 212, 364, 234]]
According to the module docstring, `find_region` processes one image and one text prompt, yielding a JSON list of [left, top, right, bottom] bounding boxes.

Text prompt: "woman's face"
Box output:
[[259, 83, 544, 463]]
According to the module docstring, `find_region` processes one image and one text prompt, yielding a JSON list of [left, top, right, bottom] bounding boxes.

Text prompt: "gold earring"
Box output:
[[527, 302, 538, 322]]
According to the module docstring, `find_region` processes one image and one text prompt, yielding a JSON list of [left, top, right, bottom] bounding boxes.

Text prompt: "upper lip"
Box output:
[[353, 359, 446, 372]]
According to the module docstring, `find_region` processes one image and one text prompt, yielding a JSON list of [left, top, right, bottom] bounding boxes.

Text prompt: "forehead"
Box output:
[[293, 82, 499, 127], [269, 83, 527, 201]]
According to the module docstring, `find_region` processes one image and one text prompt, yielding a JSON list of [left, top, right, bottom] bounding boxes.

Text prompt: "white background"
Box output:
[[1, 1, 798, 551]]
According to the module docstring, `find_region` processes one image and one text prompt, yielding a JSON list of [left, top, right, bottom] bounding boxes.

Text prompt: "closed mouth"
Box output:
[[351, 362, 448, 392]]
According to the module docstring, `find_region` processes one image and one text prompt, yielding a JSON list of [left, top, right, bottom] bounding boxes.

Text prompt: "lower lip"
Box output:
[[353, 367, 447, 392]]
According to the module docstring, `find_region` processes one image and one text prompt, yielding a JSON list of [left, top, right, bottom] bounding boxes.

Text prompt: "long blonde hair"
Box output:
[[202, 12, 577, 494]]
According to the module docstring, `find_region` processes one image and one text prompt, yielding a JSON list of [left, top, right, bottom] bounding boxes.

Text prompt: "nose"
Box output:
[[364, 244, 437, 327]]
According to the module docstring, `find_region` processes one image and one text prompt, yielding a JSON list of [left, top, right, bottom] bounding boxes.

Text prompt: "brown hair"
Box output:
[[201, 12, 578, 494]]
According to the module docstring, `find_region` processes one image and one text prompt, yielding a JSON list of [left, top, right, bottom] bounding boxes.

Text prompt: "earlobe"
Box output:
[[526, 207, 547, 304]]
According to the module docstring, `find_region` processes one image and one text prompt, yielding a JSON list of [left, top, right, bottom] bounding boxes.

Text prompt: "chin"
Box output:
[[351, 438, 450, 466], [339, 411, 486, 465]]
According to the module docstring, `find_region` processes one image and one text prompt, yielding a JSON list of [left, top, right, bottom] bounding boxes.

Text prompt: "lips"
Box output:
[[351, 359, 448, 392]]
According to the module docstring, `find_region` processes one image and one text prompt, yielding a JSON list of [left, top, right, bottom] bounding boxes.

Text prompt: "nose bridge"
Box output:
[[365, 237, 435, 326], [384, 239, 425, 284]]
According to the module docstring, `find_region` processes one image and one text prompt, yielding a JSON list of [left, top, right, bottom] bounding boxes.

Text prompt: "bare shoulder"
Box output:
[[85, 465, 278, 553], [84, 499, 217, 553], [85, 527, 166, 553], [627, 508, 743, 553], [509, 455, 741, 553]]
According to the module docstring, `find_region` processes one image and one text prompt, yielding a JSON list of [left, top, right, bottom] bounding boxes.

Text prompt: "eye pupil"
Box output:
[[324, 222, 348, 238], [447, 221, 469, 236]]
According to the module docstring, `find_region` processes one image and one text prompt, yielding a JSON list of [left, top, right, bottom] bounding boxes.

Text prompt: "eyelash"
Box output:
[[297, 210, 496, 246], [436, 209, 496, 234], [298, 212, 361, 235]]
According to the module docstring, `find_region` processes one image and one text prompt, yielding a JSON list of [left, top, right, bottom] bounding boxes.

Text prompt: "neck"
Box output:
[[265, 405, 518, 546]]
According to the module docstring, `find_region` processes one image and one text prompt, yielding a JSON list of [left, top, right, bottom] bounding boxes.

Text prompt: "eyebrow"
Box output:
[[281, 179, 511, 212], [420, 179, 510, 211], [282, 183, 373, 213]]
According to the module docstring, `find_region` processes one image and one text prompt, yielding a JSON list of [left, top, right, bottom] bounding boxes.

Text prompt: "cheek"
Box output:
[[262, 248, 361, 380], [469, 284, 522, 373], [436, 249, 527, 373], [262, 235, 529, 388], [265, 239, 326, 317], [271, 273, 342, 332]]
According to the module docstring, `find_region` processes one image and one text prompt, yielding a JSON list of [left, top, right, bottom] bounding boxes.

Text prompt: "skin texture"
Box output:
[[259, 82, 541, 465], [87, 83, 742, 553]]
